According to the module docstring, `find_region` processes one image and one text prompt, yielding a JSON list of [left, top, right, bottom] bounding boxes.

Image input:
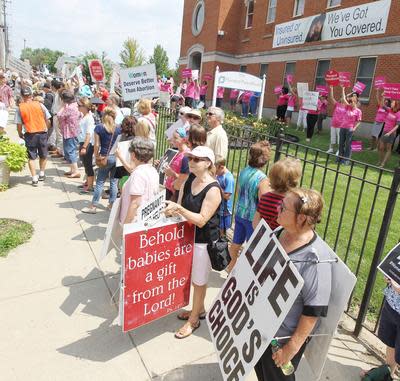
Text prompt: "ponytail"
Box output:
[[102, 107, 117, 133]]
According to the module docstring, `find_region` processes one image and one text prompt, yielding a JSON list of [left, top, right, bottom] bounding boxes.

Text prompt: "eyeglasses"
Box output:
[[188, 156, 207, 163], [279, 203, 296, 213], [206, 112, 215, 117]]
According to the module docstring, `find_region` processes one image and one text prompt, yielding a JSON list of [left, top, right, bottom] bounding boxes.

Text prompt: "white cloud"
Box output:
[[9, 0, 184, 66]]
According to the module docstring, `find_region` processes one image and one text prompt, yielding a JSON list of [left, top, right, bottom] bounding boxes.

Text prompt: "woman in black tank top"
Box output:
[[165, 146, 221, 339]]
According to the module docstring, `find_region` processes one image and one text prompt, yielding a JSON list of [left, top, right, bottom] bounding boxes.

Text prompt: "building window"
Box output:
[[293, 0, 305, 17], [239, 65, 247, 73], [266, 0, 277, 23], [327, 0, 341, 7], [283, 62, 296, 88], [356, 57, 377, 101], [259, 63, 268, 78], [192, 1, 205, 36], [315, 60, 330, 87], [245, 0, 255, 29]]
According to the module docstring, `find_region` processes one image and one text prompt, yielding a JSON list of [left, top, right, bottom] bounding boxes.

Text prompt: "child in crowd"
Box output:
[[252, 157, 302, 231], [216, 158, 235, 236], [285, 86, 297, 125]]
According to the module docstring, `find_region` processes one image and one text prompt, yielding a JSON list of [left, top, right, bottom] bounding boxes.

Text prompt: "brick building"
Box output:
[[178, 0, 400, 131]]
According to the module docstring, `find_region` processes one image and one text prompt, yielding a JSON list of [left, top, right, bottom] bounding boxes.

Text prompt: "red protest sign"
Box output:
[[353, 81, 366, 95], [88, 59, 105, 82], [325, 70, 339, 86], [181, 68, 192, 78], [383, 84, 400, 100], [374, 76, 386, 89], [203, 73, 213, 81], [339, 72, 351, 87], [122, 220, 195, 332]]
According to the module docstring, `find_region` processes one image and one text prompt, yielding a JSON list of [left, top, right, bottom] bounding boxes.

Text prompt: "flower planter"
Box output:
[[0, 155, 10, 185]]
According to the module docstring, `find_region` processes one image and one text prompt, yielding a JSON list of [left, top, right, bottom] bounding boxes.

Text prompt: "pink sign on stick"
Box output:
[[351, 141, 363, 152], [374, 76, 386, 89], [286, 74, 294, 84], [339, 72, 351, 87], [203, 73, 213, 81], [325, 70, 339, 86], [383, 84, 400, 100], [353, 81, 366, 95], [274, 85, 283, 94], [315, 85, 329, 96], [181, 68, 192, 78]]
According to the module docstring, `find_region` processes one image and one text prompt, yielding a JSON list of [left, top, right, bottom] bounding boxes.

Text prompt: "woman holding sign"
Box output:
[[255, 188, 332, 381], [164, 146, 221, 339]]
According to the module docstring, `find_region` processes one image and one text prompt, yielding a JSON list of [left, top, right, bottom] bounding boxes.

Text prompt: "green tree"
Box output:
[[149, 44, 169, 76], [120, 38, 145, 68], [77, 51, 113, 84], [20, 47, 64, 73]]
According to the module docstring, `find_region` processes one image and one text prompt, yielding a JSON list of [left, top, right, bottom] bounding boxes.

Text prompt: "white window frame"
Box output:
[[245, 0, 255, 29], [355, 56, 377, 102], [266, 0, 277, 24], [327, 0, 341, 9], [293, 0, 305, 17]]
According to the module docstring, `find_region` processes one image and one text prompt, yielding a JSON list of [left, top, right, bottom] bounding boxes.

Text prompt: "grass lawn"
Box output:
[[156, 112, 400, 328], [0, 219, 34, 257]]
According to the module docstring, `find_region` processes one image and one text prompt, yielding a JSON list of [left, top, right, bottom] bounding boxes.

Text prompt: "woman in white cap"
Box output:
[[165, 146, 222, 339]]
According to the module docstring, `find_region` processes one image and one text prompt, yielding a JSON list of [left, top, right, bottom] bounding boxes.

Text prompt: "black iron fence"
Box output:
[[156, 107, 400, 337]]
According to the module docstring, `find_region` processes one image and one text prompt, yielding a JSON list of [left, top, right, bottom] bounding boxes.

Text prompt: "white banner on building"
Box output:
[[206, 220, 304, 381], [8, 56, 31, 79], [273, 0, 391, 48], [216, 71, 263, 93], [120, 63, 160, 101]]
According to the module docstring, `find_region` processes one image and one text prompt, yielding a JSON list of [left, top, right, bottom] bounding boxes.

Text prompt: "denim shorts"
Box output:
[[232, 215, 254, 244], [219, 214, 232, 230], [63, 137, 78, 164]]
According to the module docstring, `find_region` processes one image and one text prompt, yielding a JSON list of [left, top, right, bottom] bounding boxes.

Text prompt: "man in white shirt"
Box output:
[[206, 106, 228, 161]]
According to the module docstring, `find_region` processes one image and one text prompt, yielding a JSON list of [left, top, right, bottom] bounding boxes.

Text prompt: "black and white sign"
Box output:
[[302, 91, 320, 111], [137, 190, 166, 225], [157, 149, 178, 185], [379, 242, 400, 285], [206, 220, 304, 381]]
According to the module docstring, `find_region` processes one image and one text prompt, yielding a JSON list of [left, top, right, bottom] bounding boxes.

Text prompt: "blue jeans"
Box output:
[[242, 102, 249, 117], [92, 155, 117, 205], [63, 137, 79, 164], [339, 128, 353, 160]]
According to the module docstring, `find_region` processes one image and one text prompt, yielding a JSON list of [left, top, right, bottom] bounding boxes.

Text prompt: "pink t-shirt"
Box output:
[[341, 106, 362, 129], [185, 82, 195, 98], [230, 89, 239, 99], [200, 85, 208, 96], [119, 164, 160, 224], [217, 87, 224, 99], [383, 110, 400, 133], [194, 84, 200, 100], [375, 106, 387, 123], [277, 94, 289, 106], [241, 91, 253, 104], [319, 99, 328, 114], [287, 94, 297, 108], [331, 102, 347, 129], [164, 151, 188, 192]]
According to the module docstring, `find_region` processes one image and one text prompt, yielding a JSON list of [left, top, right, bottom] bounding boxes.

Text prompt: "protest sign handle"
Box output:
[[257, 74, 267, 121], [212, 66, 219, 107]]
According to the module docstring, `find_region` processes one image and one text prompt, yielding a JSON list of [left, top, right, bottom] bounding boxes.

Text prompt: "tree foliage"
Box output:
[[120, 38, 145, 68], [149, 44, 170, 76], [77, 51, 113, 84], [20, 47, 64, 73]]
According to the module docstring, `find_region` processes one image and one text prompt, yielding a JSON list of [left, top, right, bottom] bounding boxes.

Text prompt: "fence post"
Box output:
[[354, 165, 400, 336], [273, 128, 285, 163]]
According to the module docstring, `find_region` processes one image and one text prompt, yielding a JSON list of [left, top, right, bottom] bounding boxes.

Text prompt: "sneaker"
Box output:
[[38, 174, 46, 181], [81, 206, 97, 214], [306, 138, 311, 142], [326, 148, 334, 154], [32, 180, 39, 187]]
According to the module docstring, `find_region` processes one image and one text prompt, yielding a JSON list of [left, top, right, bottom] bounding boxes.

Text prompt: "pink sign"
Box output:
[[339, 72, 351, 88], [351, 141, 363, 152], [203, 73, 213, 81], [325, 70, 339, 86], [286, 74, 294, 84], [383, 83, 400, 100], [374, 76, 386, 89], [181, 68, 192, 78], [274, 85, 282, 94], [353, 81, 366, 95], [315, 85, 329, 96]]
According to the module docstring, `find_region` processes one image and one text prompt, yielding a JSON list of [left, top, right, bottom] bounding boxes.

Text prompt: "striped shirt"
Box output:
[[257, 192, 285, 230]]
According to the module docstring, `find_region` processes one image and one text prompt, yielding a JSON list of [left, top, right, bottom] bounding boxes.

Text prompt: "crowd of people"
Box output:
[[3, 66, 399, 381]]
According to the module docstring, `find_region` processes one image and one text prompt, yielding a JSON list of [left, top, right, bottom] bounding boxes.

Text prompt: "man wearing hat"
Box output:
[[0, 72, 14, 109], [16, 87, 51, 186]]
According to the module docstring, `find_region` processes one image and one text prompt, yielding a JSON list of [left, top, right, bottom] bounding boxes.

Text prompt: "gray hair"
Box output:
[[129, 137, 154, 162], [208, 106, 224, 123]]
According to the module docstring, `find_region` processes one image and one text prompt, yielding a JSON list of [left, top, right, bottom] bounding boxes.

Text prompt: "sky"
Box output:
[[9, 0, 184, 66]]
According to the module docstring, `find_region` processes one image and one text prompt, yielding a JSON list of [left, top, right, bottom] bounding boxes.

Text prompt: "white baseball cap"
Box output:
[[185, 146, 215, 165]]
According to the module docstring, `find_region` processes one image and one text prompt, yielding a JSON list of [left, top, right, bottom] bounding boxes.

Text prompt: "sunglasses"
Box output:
[[188, 115, 201, 120], [206, 112, 215, 116], [188, 156, 207, 163]]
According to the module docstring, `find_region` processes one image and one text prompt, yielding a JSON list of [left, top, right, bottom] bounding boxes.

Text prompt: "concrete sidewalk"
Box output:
[[0, 123, 383, 381]]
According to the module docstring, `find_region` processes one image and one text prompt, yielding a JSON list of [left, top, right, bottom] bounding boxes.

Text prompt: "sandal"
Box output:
[[67, 173, 81, 179], [177, 310, 206, 321], [64, 172, 72, 176], [174, 321, 200, 339]]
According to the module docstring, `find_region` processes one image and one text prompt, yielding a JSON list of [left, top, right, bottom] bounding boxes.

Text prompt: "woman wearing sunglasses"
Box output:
[[255, 188, 332, 381], [164, 146, 221, 339]]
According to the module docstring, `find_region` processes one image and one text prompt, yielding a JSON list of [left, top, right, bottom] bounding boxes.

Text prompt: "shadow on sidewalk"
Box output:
[[153, 362, 223, 381]]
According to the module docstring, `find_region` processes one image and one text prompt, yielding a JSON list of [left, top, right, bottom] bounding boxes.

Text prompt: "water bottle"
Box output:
[[271, 339, 295, 376]]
